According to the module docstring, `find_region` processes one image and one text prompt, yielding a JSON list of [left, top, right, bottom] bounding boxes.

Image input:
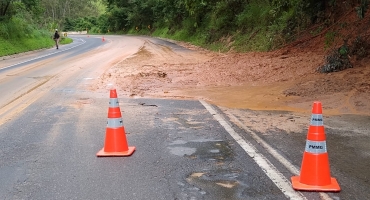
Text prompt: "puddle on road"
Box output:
[[162, 112, 206, 130], [168, 146, 196, 156], [69, 97, 94, 109], [184, 168, 285, 199], [184, 168, 276, 200], [168, 139, 233, 162], [186, 170, 240, 199], [169, 140, 243, 198], [168, 139, 284, 199]]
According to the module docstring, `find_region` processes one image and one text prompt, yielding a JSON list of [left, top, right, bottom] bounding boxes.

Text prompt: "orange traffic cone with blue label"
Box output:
[[291, 101, 340, 191], [96, 89, 135, 157]]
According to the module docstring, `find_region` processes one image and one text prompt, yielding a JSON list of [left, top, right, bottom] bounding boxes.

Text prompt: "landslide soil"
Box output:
[[92, 12, 370, 117], [92, 40, 369, 116]]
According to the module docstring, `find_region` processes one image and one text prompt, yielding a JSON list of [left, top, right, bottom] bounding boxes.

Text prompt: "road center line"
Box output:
[[200, 100, 306, 200]]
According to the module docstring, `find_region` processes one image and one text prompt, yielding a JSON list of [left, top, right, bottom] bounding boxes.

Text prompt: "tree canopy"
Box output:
[[0, 0, 102, 30], [1, 0, 369, 51]]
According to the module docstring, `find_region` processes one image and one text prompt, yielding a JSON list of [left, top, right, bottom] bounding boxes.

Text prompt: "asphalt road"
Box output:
[[0, 35, 369, 199]]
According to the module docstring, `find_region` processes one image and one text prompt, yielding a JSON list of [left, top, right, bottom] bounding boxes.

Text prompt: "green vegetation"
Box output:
[[60, 37, 73, 45], [73, 0, 368, 52], [0, 0, 369, 57], [0, 11, 54, 56], [0, 0, 102, 57], [0, 37, 52, 57]]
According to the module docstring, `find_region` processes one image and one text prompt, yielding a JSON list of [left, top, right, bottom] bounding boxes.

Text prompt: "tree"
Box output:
[[40, 0, 101, 30], [0, 0, 12, 17]]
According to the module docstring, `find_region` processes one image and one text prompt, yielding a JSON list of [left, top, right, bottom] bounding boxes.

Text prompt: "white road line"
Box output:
[[0, 38, 86, 71], [225, 110, 333, 200], [226, 111, 301, 175], [200, 100, 306, 200]]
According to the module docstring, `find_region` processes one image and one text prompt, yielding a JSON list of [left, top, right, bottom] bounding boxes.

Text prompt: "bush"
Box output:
[[318, 36, 370, 73], [236, 1, 272, 32], [60, 37, 73, 45], [318, 46, 352, 73], [350, 36, 369, 60]]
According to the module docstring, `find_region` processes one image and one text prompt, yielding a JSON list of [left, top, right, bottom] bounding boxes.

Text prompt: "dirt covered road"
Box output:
[[90, 37, 370, 197], [1, 34, 369, 199], [91, 36, 370, 116]]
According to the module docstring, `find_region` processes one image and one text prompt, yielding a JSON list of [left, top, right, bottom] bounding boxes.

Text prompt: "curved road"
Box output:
[[0, 35, 369, 199]]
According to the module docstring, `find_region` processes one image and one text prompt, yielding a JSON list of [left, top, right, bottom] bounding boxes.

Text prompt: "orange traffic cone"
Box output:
[[291, 101, 340, 191], [96, 89, 135, 157], [102, 36, 105, 42]]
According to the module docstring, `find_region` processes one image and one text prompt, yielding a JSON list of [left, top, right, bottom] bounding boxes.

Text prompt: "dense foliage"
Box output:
[[0, 0, 101, 56], [0, 0, 369, 54], [0, 0, 102, 33], [78, 0, 367, 51]]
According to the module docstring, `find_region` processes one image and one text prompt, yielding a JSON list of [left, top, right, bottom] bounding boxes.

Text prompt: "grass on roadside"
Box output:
[[0, 36, 73, 57], [60, 37, 73, 45]]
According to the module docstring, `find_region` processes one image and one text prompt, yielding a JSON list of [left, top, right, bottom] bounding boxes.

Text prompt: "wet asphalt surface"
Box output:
[[0, 35, 369, 199], [0, 88, 288, 199], [1, 43, 287, 198], [1, 88, 369, 199], [224, 109, 370, 200], [0, 39, 294, 198]]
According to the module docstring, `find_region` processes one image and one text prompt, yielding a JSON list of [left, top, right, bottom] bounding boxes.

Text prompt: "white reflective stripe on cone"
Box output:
[[109, 98, 119, 107], [305, 140, 327, 154], [107, 118, 123, 128], [310, 114, 323, 126]]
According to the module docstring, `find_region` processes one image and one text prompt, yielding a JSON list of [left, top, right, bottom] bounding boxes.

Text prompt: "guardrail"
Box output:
[[65, 31, 88, 35]]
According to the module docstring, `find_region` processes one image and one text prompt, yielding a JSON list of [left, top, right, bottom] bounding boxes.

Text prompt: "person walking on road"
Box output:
[[53, 29, 60, 49]]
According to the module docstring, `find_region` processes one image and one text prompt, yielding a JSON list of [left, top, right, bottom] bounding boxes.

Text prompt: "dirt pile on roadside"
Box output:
[[92, 37, 369, 116], [93, 11, 370, 116]]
